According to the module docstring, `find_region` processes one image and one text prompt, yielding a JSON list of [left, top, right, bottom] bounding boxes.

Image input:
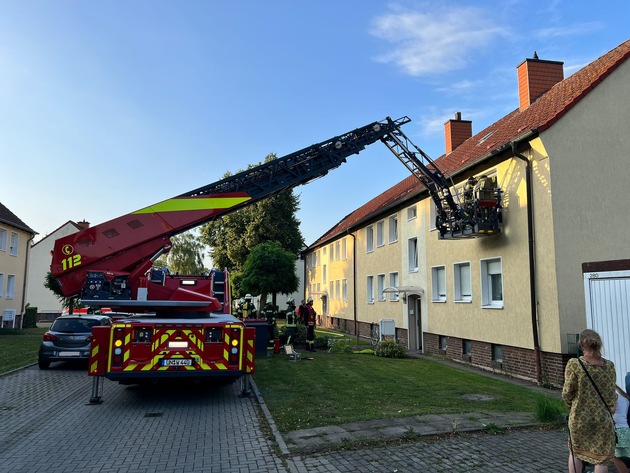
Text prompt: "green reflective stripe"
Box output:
[[133, 196, 251, 214]]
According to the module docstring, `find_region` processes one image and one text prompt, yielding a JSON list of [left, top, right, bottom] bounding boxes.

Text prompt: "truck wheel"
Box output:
[[38, 359, 50, 370]]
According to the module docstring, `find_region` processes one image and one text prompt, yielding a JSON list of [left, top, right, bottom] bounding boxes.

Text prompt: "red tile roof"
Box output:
[[309, 38, 630, 248], [0, 202, 36, 234]]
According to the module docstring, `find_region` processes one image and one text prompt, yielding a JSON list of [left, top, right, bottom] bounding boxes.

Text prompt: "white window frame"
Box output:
[[322, 264, 327, 285], [329, 281, 334, 300], [0, 273, 4, 297], [388, 214, 398, 244], [367, 276, 374, 303], [431, 266, 446, 302], [376, 220, 385, 247], [377, 274, 386, 301], [329, 244, 334, 261], [335, 241, 340, 261], [408, 237, 418, 273], [407, 206, 417, 221], [6, 274, 15, 299], [366, 226, 374, 253], [341, 238, 347, 260], [454, 261, 472, 302], [342, 279, 348, 302], [389, 272, 399, 301], [480, 257, 503, 308], [335, 280, 340, 301], [0, 228, 7, 252]]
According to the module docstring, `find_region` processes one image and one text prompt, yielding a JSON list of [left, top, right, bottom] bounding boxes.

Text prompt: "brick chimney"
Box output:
[[76, 220, 90, 230], [444, 112, 472, 154], [517, 53, 564, 110]]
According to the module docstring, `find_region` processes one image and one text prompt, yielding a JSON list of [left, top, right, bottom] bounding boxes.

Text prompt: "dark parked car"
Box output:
[[38, 314, 112, 369]]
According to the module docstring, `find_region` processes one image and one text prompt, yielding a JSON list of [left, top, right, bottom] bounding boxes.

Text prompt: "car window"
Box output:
[[51, 318, 101, 332]]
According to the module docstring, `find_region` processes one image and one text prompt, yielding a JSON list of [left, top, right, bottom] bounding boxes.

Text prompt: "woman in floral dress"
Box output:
[[563, 329, 617, 473]]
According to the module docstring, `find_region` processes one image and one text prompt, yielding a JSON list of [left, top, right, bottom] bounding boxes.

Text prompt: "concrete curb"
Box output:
[[250, 376, 307, 473]]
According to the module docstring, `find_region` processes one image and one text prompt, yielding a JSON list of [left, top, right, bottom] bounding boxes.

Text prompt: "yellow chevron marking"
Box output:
[[133, 196, 251, 215], [91, 345, 99, 357]]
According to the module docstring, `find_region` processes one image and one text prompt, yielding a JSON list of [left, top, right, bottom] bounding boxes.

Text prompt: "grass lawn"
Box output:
[[0, 327, 47, 374], [254, 351, 550, 433]]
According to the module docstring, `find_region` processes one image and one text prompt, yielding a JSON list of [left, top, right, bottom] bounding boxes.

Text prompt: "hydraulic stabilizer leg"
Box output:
[[239, 374, 252, 397], [89, 376, 104, 404]]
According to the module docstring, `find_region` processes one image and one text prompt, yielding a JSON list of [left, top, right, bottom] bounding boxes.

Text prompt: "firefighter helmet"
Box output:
[[287, 297, 294, 304], [245, 294, 252, 300], [307, 297, 313, 303]]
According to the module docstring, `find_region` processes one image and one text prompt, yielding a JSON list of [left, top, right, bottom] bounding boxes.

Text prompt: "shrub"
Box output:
[[22, 306, 38, 329], [327, 338, 353, 354], [374, 340, 407, 358], [534, 394, 568, 424]]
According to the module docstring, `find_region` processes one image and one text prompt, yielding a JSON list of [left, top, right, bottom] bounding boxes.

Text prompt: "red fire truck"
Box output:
[[49, 116, 502, 402]]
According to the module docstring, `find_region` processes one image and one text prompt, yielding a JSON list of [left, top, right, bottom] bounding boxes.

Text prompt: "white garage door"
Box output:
[[584, 270, 630, 388]]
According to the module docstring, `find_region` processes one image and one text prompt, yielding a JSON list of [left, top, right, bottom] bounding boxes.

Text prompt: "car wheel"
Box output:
[[38, 359, 50, 370]]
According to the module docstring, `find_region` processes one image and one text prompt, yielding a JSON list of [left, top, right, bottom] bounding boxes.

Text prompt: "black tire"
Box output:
[[38, 359, 50, 370]]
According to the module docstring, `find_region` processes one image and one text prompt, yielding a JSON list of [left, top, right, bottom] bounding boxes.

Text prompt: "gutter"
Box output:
[[511, 135, 543, 385]]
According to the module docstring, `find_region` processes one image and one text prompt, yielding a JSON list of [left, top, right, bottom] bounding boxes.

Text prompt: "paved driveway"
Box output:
[[0, 364, 287, 473]]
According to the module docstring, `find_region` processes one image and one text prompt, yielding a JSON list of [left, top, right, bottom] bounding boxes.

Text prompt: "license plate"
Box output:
[[59, 351, 80, 357], [161, 358, 193, 367]]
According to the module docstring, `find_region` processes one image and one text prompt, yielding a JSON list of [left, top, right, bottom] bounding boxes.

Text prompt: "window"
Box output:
[[492, 344, 503, 363], [463, 339, 472, 356], [323, 246, 327, 256], [6, 275, 15, 299], [329, 281, 334, 300], [329, 244, 334, 260], [367, 276, 374, 303], [408, 238, 418, 272], [429, 201, 437, 231], [322, 265, 327, 284], [481, 257, 503, 308], [388, 215, 398, 243], [335, 280, 340, 301], [377, 274, 386, 301], [316, 249, 320, 266], [389, 272, 399, 301], [366, 226, 374, 253], [0, 228, 7, 251], [376, 220, 385, 247], [341, 238, 347, 260], [407, 206, 417, 221], [439, 335, 447, 352], [342, 279, 348, 302], [454, 262, 472, 302], [335, 241, 340, 261], [0, 273, 4, 297], [431, 266, 446, 302]]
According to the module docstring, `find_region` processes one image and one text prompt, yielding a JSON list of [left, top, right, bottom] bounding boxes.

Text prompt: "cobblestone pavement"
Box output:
[[0, 364, 287, 473], [293, 428, 571, 472]]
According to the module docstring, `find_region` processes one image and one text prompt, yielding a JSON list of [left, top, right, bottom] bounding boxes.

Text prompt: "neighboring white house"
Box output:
[[26, 220, 90, 317]]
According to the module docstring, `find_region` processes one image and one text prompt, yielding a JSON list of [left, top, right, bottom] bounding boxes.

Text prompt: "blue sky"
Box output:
[[1, 1, 628, 250]]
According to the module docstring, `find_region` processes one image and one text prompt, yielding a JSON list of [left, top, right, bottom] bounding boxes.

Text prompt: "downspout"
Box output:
[[20, 234, 36, 329], [511, 141, 542, 385], [348, 231, 358, 342]]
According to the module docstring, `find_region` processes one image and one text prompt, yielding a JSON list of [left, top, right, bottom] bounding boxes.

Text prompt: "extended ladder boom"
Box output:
[[51, 117, 412, 300]]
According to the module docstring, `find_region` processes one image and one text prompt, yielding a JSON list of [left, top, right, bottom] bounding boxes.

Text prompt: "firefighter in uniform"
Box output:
[[263, 299, 277, 346], [285, 298, 297, 344], [299, 297, 317, 352], [242, 294, 257, 319], [234, 298, 244, 319]]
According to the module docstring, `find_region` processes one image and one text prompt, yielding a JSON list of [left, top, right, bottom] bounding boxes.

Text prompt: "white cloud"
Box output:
[[370, 6, 506, 76], [535, 21, 604, 39]]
